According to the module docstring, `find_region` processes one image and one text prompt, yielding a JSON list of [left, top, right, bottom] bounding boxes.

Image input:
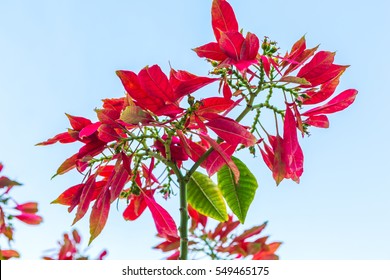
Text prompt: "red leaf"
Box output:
[[123, 190, 154, 221], [198, 134, 239, 182], [138, 65, 175, 103], [55, 153, 78, 177], [72, 229, 81, 244], [193, 42, 228, 61], [89, 191, 111, 244], [197, 97, 234, 116], [0, 250, 20, 259], [73, 175, 97, 224], [154, 238, 180, 253], [97, 124, 119, 142], [15, 213, 43, 225], [95, 109, 120, 126], [77, 141, 106, 159], [297, 51, 335, 79], [102, 97, 125, 112], [284, 45, 319, 76], [211, 0, 238, 41], [107, 163, 129, 203], [218, 31, 244, 61], [96, 165, 115, 178], [281, 35, 306, 69], [79, 122, 101, 139], [206, 116, 257, 147], [65, 114, 92, 131], [260, 55, 271, 77], [252, 242, 282, 260], [302, 75, 340, 105], [0, 176, 22, 188], [302, 89, 358, 116], [268, 135, 287, 185], [283, 106, 304, 183], [51, 184, 83, 207], [116, 70, 155, 109], [15, 202, 38, 214], [222, 82, 232, 99], [144, 195, 178, 240], [304, 115, 329, 128], [233, 222, 267, 242], [36, 132, 77, 146], [169, 68, 218, 99], [302, 64, 348, 88], [240, 32, 259, 61]]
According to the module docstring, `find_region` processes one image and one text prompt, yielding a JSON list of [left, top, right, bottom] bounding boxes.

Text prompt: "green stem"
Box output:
[[178, 176, 188, 260]]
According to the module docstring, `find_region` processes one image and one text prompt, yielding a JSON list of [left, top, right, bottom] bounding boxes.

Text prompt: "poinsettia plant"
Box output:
[[38, 0, 357, 259], [0, 163, 43, 260]]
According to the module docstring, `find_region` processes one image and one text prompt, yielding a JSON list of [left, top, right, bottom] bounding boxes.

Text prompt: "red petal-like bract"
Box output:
[[193, 42, 227, 61], [15, 213, 43, 225], [198, 134, 239, 182], [305, 115, 330, 128], [0, 250, 20, 260], [15, 202, 38, 214], [138, 65, 176, 103], [269, 135, 286, 185], [302, 89, 358, 116], [211, 0, 238, 41], [144, 194, 178, 241], [36, 132, 76, 146], [297, 51, 335, 79], [89, 190, 111, 244], [73, 175, 98, 224], [206, 116, 256, 147], [283, 106, 304, 183], [123, 190, 154, 221], [218, 31, 245, 61], [252, 242, 282, 260], [65, 114, 92, 131], [197, 97, 234, 116], [169, 68, 218, 99], [302, 75, 340, 105]]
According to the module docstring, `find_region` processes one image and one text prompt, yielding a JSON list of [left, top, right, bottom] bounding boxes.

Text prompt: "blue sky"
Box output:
[[1, 0, 389, 259]]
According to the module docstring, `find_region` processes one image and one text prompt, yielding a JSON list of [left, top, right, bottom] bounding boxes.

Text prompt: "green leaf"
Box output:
[[187, 171, 228, 222], [217, 157, 258, 223]]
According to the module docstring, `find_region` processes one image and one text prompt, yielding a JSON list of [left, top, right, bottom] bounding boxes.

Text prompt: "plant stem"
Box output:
[[178, 177, 188, 260]]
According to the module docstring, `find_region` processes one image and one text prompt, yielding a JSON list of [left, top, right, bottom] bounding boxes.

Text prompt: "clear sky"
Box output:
[[1, 0, 389, 260]]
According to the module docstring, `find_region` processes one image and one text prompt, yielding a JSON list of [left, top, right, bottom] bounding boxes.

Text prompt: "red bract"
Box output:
[[15, 202, 38, 214], [205, 116, 257, 147], [117, 65, 218, 117], [194, 0, 260, 72], [123, 189, 155, 221], [42, 229, 107, 260], [302, 89, 358, 116], [15, 213, 43, 225], [144, 194, 178, 241], [283, 105, 304, 183]]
